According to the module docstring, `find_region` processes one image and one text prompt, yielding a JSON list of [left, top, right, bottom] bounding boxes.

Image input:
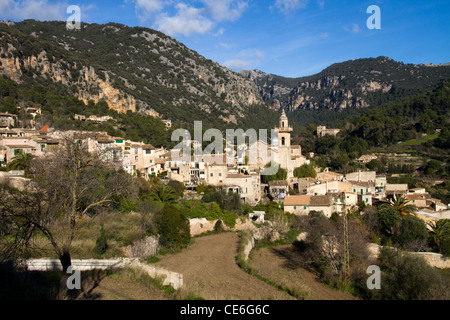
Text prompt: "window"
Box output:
[[150, 160, 153, 164], [294, 206, 297, 210], [304, 206, 307, 210], [219, 173, 222, 177], [116, 140, 123, 144], [281, 137, 286, 146], [210, 173, 213, 177]]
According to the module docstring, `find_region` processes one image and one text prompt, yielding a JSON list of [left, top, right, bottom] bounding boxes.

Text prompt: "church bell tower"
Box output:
[[277, 109, 292, 147]]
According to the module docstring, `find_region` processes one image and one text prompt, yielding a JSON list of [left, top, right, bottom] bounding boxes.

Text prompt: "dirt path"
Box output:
[[155, 232, 294, 300], [251, 245, 358, 300]]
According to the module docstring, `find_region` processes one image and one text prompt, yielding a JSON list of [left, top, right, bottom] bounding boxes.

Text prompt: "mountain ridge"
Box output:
[[0, 19, 273, 130], [240, 56, 450, 112]]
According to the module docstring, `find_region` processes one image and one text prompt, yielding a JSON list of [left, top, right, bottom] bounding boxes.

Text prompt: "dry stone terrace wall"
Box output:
[[367, 244, 450, 269], [25, 258, 183, 290]]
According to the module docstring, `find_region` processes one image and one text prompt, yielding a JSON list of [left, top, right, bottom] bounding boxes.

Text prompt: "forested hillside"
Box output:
[[0, 20, 277, 133]]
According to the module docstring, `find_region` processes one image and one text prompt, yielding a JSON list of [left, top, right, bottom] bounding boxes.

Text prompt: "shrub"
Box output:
[[221, 210, 238, 229], [155, 204, 191, 250], [93, 226, 108, 255], [214, 220, 224, 232], [395, 214, 428, 251], [372, 247, 446, 300], [117, 198, 137, 213]]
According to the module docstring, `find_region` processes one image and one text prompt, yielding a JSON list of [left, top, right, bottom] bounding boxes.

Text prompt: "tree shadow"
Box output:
[[268, 243, 308, 271], [74, 269, 111, 300]]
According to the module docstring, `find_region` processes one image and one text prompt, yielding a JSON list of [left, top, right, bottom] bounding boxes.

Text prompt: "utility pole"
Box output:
[[342, 208, 350, 284]]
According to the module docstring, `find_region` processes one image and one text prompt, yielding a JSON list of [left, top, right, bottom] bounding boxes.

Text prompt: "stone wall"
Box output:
[[0, 171, 31, 191], [189, 218, 218, 236], [242, 235, 255, 262], [366, 244, 450, 269], [25, 258, 184, 290]]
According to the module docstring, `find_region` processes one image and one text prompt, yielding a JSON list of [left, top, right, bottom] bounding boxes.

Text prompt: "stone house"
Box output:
[[0, 113, 17, 128], [345, 170, 376, 182], [284, 195, 334, 217], [307, 180, 352, 196], [224, 173, 261, 206], [316, 126, 341, 137]]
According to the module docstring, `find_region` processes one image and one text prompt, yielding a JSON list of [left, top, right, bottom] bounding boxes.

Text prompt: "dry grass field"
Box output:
[[250, 245, 358, 300]]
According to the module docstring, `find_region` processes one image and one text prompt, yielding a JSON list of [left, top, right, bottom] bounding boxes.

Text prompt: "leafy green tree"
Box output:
[[428, 219, 450, 254], [389, 195, 417, 217], [395, 214, 428, 251], [434, 126, 450, 149], [147, 183, 178, 203], [294, 162, 317, 179], [261, 162, 287, 184], [6, 153, 34, 172], [167, 179, 185, 198], [377, 204, 401, 237]]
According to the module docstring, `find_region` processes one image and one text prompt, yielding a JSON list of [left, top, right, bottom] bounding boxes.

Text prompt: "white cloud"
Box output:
[[219, 42, 233, 49], [0, 0, 68, 21], [223, 59, 254, 70], [155, 3, 214, 36], [275, 0, 309, 15], [316, 0, 324, 9], [352, 23, 361, 33], [343, 23, 361, 34], [131, 0, 249, 36], [202, 0, 248, 22], [135, 0, 164, 14], [224, 48, 264, 71], [214, 27, 225, 36]]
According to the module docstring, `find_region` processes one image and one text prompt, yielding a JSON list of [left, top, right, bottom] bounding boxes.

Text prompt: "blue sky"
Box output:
[[0, 0, 449, 77]]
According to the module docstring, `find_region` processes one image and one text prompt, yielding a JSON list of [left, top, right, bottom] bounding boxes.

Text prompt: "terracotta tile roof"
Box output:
[[284, 195, 332, 206], [227, 174, 249, 179], [269, 180, 289, 186], [406, 194, 431, 200]]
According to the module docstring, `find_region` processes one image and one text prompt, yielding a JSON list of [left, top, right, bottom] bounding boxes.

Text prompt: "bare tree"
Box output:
[[0, 138, 115, 272]]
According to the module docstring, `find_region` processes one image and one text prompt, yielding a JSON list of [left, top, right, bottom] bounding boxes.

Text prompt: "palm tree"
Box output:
[[389, 194, 417, 217], [148, 183, 178, 203], [6, 152, 34, 172], [428, 219, 450, 254]]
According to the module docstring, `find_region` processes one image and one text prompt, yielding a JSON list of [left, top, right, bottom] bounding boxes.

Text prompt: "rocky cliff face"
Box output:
[[0, 46, 147, 115], [241, 57, 450, 112], [0, 20, 264, 126]]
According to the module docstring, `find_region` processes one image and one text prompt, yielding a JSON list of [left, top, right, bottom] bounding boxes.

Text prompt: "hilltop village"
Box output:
[[1, 109, 448, 223]]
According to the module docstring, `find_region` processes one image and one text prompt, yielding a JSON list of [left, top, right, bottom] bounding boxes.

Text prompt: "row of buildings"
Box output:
[[282, 169, 448, 220], [0, 111, 307, 206], [1, 110, 448, 218]]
